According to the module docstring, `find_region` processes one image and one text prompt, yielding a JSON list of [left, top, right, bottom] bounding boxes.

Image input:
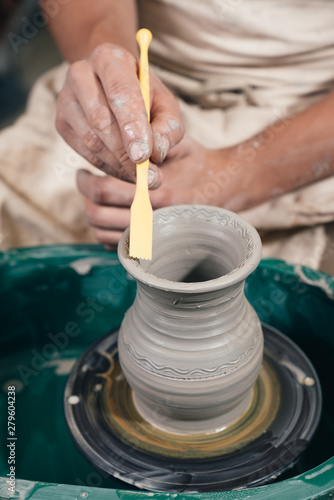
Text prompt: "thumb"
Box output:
[[148, 162, 163, 190]]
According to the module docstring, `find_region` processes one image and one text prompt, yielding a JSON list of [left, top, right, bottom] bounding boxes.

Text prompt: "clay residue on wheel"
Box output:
[[100, 356, 280, 459]]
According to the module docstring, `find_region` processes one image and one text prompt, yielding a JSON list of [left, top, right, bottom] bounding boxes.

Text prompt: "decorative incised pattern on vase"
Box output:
[[123, 336, 259, 380]]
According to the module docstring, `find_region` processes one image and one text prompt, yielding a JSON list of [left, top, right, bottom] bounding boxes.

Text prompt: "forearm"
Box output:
[[39, 0, 138, 61], [224, 90, 334, 211]]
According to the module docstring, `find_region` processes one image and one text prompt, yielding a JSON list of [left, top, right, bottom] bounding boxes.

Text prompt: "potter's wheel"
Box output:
[[64, 325, 321, 493]]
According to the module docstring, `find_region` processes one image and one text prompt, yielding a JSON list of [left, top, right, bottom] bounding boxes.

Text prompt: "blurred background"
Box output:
[[0, 0, 62, 128]]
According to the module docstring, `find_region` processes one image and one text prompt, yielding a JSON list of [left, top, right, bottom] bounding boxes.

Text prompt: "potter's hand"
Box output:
[[77, 136, 243, 249], [56, 43, 184, 183]]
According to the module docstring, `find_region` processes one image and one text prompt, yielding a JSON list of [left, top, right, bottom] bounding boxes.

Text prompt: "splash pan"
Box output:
[[0, 246, 333, 499]]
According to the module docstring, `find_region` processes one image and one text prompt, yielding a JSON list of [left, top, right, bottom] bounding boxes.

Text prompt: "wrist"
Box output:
[[207, 147, 254, 212], [87, 24, 138, 60]]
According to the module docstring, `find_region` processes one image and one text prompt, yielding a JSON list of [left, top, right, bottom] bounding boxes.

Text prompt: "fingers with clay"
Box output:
[[77, 135, 219, 250], [56, 43, 184, 184], [77, 169, 133, 250], [149, 77, 185, 166]]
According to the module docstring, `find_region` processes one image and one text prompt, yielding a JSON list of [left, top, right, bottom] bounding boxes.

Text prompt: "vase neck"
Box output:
[[137, 281, 244, 309]]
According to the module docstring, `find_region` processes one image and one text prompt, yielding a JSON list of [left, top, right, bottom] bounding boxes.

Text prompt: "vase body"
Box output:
[[118, 205, 263, 434]]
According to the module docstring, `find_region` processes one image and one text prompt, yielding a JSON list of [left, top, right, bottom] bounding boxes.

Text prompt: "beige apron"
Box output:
[[1, 0, 334, 272]]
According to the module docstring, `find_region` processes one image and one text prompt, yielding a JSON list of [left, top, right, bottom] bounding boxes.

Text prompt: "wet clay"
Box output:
[[118, 205, 263, 434]]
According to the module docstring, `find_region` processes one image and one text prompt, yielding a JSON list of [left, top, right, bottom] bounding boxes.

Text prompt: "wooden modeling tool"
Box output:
[[129, 29, 153, 260]]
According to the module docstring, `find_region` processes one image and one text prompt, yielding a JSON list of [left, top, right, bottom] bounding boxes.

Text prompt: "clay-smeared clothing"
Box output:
[[1, 0, 334, 271]]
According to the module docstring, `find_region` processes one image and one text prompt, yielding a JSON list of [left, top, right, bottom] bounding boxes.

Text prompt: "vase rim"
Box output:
[[118, 205, 262, 293]]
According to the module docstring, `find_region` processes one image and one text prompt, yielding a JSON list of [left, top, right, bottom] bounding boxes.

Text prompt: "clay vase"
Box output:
[[117, 205, 263, 434]]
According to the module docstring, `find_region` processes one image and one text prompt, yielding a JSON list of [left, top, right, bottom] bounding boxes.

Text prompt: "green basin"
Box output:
[[0, 245, 333, 500]]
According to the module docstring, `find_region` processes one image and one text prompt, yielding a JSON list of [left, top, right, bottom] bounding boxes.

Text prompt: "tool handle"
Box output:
[[136, 29, 152, 121]]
